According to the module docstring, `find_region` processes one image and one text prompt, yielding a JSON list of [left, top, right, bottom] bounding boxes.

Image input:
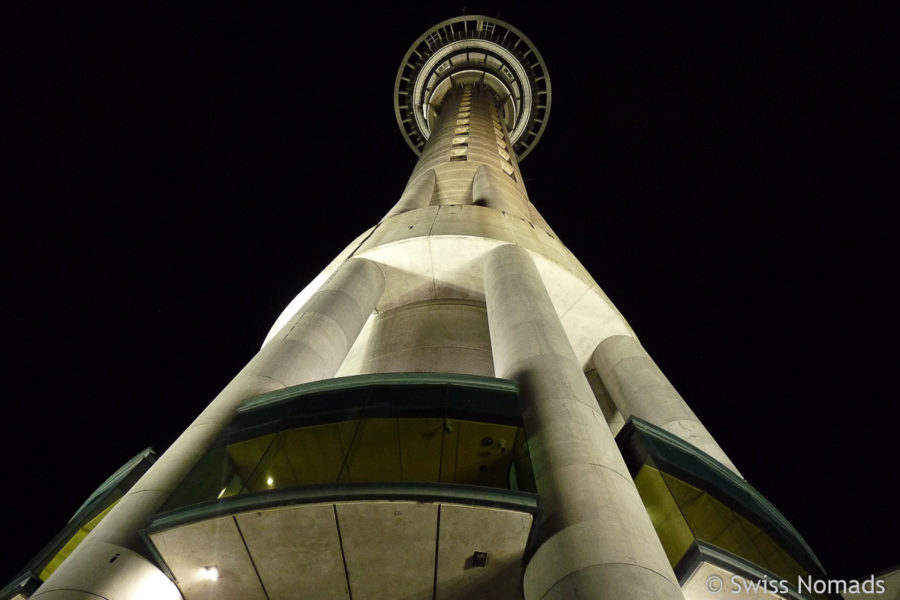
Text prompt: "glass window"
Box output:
[[634, 465, 822, 598], [191, 418, 533, 503], [160, 375, 536, 512]]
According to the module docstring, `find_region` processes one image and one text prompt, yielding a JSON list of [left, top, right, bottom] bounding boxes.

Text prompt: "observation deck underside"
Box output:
[[394, 15, 551, 160]]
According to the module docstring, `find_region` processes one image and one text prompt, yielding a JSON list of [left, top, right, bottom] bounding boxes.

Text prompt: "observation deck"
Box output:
[[394, 15, 551, 160]]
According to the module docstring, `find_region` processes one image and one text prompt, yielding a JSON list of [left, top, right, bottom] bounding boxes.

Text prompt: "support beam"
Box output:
[[591, 335, 741, 476], [32, 257, 385, 600], [472, 164, 529, 218], [385, 168, 436, 218], [483, 244, 683, 600]]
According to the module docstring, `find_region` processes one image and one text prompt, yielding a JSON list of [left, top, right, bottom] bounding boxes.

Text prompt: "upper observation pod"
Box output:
[[394, 15, 551, 161]]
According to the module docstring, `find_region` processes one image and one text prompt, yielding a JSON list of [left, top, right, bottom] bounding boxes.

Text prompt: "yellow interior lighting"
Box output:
[[39, 500, 119, 581]]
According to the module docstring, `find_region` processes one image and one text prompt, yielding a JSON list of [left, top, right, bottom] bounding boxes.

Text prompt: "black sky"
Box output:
[[3, 1, 897, 585]]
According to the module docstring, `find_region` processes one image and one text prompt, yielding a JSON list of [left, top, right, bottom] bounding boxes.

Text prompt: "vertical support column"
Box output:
[[384, 168, 436, 218], [483, 245, 683, 600], [32, 257, 384, 600], [591, 335, 741, 475]]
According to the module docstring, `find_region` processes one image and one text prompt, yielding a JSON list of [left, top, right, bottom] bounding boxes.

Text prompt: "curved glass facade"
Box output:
[[160, 373, 537, 513], [0, 449, 157, 600], [617, 418, 832, 599]]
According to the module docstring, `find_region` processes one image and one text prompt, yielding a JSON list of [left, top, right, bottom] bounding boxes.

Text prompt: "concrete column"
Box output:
[[591, 335, 741, 476], [32, 257, 384, 600], [384, 168, 436, 218], [472, 164, 529, 218], [483, 244, 683, 600], [584, 368, 626, 437]]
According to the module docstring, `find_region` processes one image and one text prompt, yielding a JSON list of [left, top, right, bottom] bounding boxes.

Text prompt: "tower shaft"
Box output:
[[12, 14, 831, 600], [390, 83, 530, 217]]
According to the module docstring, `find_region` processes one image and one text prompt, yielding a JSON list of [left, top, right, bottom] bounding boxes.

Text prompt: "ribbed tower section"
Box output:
[[13, 14, 832, 600]]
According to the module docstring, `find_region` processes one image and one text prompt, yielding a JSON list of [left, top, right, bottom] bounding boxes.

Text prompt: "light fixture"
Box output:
[[266, 476, 274, 486], [201, 566, 219, 581]]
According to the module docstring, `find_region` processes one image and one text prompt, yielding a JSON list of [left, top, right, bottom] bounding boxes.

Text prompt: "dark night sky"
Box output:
[[3, 1, 897, 586]]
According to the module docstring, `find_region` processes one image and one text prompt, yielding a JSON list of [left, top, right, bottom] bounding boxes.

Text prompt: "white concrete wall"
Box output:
[[348, 299, 494, 376]]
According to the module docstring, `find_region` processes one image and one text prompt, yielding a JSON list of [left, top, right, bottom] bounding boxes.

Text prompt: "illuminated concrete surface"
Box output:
[[16, 14, 829, 600], [148, 501, 533, 600]]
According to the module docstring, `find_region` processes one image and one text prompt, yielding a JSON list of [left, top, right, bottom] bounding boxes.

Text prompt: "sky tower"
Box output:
[[7, 14, 837, 600]]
